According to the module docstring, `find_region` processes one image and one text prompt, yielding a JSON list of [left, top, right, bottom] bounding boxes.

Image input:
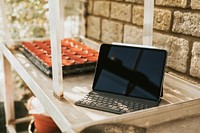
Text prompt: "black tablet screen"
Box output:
[[93, 44, 167, 101]]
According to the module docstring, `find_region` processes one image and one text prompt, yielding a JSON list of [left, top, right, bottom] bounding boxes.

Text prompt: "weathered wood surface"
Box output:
[[2, 44, 200, 133], [147, 115, 200, 133]]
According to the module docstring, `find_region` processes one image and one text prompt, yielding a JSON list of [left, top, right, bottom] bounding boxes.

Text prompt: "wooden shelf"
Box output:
[[2, 43, 200, 132], [1, 0, 200, 132], [2, 43, 115, 132]]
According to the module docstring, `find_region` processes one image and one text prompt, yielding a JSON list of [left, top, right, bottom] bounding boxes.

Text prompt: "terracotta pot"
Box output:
[[33, 114, 60, 133]]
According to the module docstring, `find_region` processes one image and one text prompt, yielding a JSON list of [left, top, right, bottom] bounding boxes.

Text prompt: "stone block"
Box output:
[[191, 0, 200, 9], [190, 42, 200, 78], [173, 11, 200, 37], [153, 32, 189, 73], [125, 0, 144, 4], [111, 2, 131, 22], [154, 9, 172, 31], [132, 6, 172, 31], [155, 0, 188, 8], [101, 19, 123, 43], [132, 5, 144, 26], [86, 16, 101, 40], [153, 32, 170, 51], [93, 1, 110, 17], [123, 25, 143, 44], [87, 0, 93, 14]]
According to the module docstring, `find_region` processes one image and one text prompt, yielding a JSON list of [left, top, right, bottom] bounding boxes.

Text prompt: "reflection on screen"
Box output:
[[93, 44, 167, 101]]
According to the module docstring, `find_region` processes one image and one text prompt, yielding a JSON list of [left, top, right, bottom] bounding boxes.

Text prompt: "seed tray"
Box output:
[[19, 39, 98, 77]]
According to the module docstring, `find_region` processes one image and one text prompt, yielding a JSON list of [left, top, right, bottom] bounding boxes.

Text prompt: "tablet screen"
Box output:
[[93, 44, 167, 101]]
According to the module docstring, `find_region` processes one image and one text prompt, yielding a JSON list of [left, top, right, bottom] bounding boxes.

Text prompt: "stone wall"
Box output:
[[85, 0, 200, 84]]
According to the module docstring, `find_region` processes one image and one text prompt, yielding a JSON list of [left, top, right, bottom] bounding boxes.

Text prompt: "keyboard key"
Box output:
[[86, 101, 92, 106], [91, 102, 96, 107]]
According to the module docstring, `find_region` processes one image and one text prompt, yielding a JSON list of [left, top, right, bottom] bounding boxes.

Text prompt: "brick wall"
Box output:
[[85, 0, 200, 84]]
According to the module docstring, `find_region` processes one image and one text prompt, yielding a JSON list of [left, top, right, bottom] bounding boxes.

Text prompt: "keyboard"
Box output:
[[75, 91, 150, 114]]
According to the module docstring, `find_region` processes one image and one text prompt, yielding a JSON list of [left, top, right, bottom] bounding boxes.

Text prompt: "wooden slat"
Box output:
[[2, 55, 16, 132], [13, 116, 33, 124], [143, 0, 154, 46], [77, 98, 200, 132], [6, 124, 17, 133], [49, 0, 63, 98], [0, 0, 12, 44]]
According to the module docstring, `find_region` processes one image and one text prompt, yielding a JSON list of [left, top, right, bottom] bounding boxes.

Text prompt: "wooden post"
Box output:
[[60, 0, 64, 39], [0, 0, 11, 45], [49, 0, 63, 99], [2, 56, 16, 132], [143, 0, 154, 46], [0, 0, 16, 132]]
